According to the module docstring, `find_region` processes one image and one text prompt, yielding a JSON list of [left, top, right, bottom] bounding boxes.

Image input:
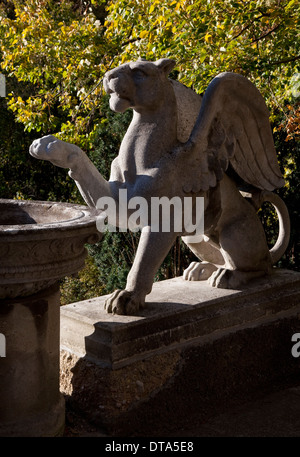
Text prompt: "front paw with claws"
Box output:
[[104, 289, 146, 315]]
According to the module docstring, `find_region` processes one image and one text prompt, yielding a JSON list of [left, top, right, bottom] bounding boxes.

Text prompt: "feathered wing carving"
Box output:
[[174, 72, 285, 193]]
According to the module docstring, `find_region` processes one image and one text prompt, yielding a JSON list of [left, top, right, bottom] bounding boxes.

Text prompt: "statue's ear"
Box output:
[[155, 58, 176, 76]]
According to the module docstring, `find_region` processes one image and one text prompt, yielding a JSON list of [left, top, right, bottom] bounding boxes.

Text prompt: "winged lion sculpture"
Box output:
[[29, 58, 290, 315]]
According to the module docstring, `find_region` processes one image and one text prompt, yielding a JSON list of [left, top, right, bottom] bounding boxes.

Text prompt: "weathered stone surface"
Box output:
[[61, 269, 300, 368], [30, 59, 290, 316], [0, 285, 65, 437], [60, 270, 300, 435], [0, 198, 100, 436]]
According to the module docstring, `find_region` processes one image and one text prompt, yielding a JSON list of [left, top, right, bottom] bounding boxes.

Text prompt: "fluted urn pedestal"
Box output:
[[0, 199, 101, 436]]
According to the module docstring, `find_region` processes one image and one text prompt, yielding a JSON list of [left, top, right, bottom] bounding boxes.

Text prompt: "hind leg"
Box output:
[[209, 213, 272, 289], [182, 235, 225, 281]]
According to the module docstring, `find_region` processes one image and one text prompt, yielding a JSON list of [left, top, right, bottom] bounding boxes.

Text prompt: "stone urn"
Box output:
[[0, 199, 101, 437]]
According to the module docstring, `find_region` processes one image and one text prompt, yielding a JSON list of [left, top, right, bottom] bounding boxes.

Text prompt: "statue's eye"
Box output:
[[132, 69, 147, 80]]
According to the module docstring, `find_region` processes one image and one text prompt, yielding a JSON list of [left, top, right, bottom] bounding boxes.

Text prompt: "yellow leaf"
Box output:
[[140, 30, 149, 39], [204, 33, 212, 43]]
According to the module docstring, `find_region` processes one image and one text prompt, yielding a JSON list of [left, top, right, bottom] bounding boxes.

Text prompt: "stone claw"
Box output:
[[183, 261, 218, 281], [104, 289, 145, 315]]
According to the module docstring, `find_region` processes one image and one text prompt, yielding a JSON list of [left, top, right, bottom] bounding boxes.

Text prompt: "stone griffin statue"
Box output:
[[29, 58, 290, 315]]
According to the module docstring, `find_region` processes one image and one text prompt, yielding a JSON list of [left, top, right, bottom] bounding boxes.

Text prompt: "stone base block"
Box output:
[[60, 270, 300, 436]]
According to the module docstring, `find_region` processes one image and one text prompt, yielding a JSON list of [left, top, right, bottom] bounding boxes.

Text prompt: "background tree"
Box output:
[[0, 0, 299, 303]]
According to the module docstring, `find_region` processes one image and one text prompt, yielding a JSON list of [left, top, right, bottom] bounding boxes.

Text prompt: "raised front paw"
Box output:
[[104, 289, 146, 315], [29, 135, 81, 168]]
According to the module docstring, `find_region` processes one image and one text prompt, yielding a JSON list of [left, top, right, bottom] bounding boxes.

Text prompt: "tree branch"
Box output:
[[252, 24, 280, 43], [230, 13, 265, 41], [121, 36, 141, 47], [270, 55, 300, 66]]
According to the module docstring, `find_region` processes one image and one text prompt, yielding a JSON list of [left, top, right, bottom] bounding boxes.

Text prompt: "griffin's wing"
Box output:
[[174, 72, 284, 193]]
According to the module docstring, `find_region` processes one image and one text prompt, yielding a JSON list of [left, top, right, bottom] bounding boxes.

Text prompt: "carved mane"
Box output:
[[170, 79, 203, 143]]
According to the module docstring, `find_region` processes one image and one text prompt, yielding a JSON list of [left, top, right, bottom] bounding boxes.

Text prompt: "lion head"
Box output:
[[103, 58, 176, 113]]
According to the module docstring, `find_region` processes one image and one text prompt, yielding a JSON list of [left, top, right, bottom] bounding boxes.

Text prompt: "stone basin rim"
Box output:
[[0, 199, 102, 299], [0, 198, 101, 234]]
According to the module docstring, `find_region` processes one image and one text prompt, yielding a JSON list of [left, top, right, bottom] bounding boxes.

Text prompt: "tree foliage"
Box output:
[[0, 0, 299, 303], [105, 0, 299, 116], [0, 0, 112, 147], [2, 0, 299, 140]]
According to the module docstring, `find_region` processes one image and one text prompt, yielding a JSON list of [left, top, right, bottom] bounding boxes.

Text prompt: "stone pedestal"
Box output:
[[0, 199, 100, 436], [0, 284, 64, 437], [60, 269, 300, 436]]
